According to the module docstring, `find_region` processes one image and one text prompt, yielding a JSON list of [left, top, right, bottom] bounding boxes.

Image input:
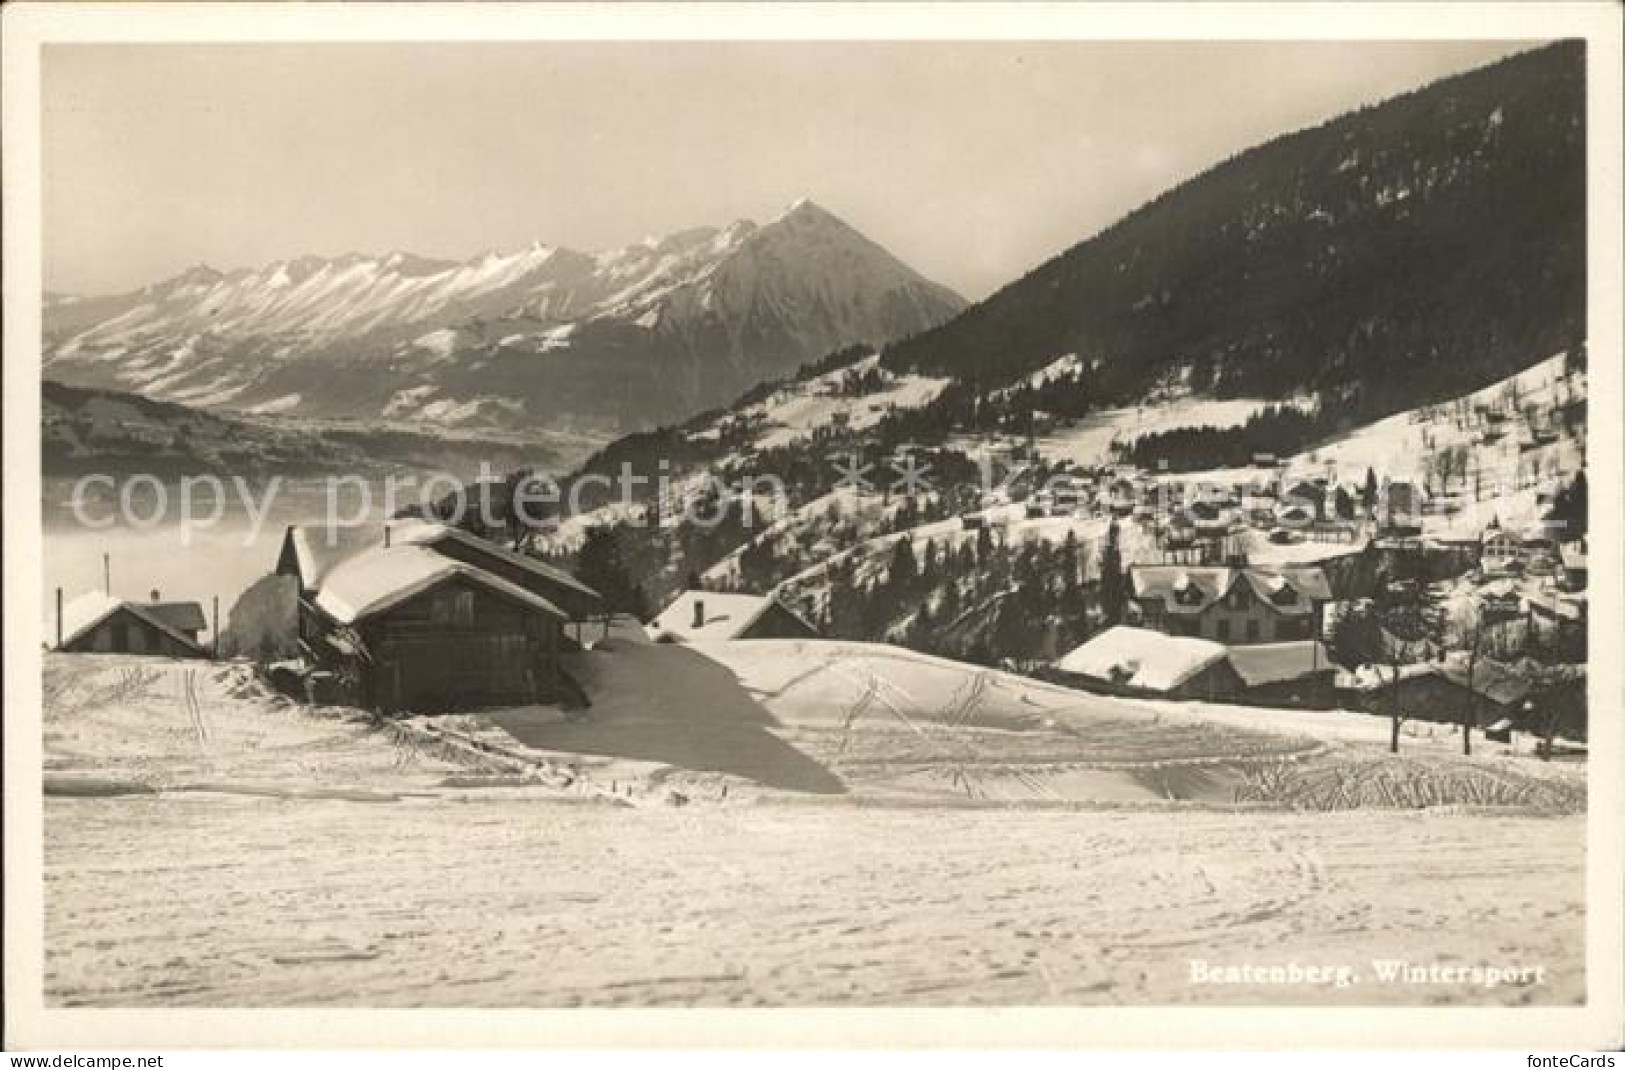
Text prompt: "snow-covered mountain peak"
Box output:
[[43, 204, 968, 433]]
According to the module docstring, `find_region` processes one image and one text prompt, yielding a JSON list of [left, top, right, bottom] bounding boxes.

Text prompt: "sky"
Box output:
[[43, 39, 1538, 301]]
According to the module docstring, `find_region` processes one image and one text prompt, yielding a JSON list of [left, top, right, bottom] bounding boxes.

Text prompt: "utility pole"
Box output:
[[212, 596, 220, 660], [56, 587, 63, 649], [103, 552, 111, 595]]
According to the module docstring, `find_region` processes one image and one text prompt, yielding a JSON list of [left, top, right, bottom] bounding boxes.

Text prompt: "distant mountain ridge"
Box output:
[[880, 42, 1585, 431], [43, 200, 966, 434], [41, 379, 569, 487]]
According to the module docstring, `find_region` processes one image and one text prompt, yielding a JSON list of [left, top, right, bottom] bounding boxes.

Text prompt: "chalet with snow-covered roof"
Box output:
[[51, 590, 208, 658], [277, 521, 603, 621], [1052, 626, 1242, 700], [1127, 564, 1331, 645], [276, 523, 602, 713], [649, 591, 818, 644], [1559, 539, 1587, 591]]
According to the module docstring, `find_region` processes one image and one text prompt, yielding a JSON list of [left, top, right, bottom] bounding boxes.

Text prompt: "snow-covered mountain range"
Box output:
[[43, 200, 966, 433]]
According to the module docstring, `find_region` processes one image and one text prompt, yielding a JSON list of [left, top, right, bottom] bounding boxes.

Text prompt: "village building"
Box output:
[[1337, 658, 1533, 731], [1526, 587, 1587, 630], [278, 521, 604, 622], [1225, 640, 1336, 708], [292, 542, 573, 713], [390, 521, 605, 620], [1559, 539, 1587, 591], [1052, 626, 1242, 701], [1127, 564, 1332, 645], [1161, 510, 1197, 548], [649, 591, 820, 643], [52, 590, 208, 658]]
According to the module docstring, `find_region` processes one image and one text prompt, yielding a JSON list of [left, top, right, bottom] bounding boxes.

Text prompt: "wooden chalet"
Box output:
[[648, 591, 819, 643], [277, 523, 603, 713], [52, 591, 208, 658]]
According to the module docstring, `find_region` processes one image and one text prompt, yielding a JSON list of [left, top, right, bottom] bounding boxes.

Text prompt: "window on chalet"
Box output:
[[1245, 619, 1260, 643], [1216, 619, 1231, 642]]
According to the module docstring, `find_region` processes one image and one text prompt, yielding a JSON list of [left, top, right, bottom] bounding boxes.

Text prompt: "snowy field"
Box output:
[[48, 798, 1581, 1007], [42, 651, 1585, 1007], [1028, 395, 1303, 469]]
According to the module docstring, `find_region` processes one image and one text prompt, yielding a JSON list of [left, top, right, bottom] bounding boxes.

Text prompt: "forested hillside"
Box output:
[[882, 42, 1585, 432]]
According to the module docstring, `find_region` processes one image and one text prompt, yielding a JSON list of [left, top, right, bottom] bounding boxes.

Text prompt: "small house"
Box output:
[[1128, 564, 1331, 645], [1188, 500, 1232, 537], [649, 591, 819, 643], [52, 590, 208, 658], [296, 543, 572, 713], [276, 523, 601, 713], [1559, 540, 1587, 591], [1481, 524, 1521, 572]]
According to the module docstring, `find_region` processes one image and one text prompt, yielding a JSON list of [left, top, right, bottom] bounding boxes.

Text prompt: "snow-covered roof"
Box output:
[[313, 545, 564, 625], [52, 590, 206, 653], [1130, 566, 1331, 616], [1560, 542, 1587, 570], [392, 520, 602, 603], [648, 591, 808, 643], [1054, 626, 1229, 693], [1342, 657, 1537, 708], [1225, 641, 1333, 687], [145, 601, 208, 633]]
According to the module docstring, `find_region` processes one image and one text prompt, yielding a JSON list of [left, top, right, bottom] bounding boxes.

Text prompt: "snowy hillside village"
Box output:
[[49, 345, 1588, 759]]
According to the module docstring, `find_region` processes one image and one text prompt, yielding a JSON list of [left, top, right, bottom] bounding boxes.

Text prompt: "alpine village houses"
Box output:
[[276, 520, 603, 714]]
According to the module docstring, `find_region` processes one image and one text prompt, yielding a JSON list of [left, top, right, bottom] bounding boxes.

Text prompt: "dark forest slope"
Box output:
[[881, 42, 1585, 426]]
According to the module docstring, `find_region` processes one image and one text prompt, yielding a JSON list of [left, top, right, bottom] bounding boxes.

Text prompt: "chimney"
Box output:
[[150, 588, 161, 603], [692, 599, 706, 630]]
